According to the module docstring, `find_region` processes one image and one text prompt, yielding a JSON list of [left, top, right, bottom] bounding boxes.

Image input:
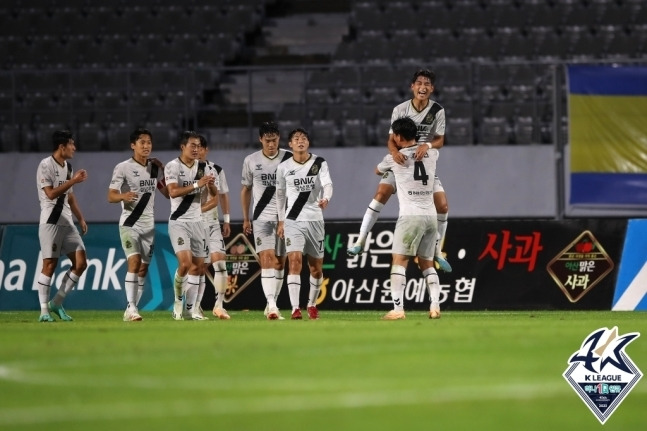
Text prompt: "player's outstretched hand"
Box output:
[[123, 191, 138, 202], [318, 198, 329, 210], [79, 219, 88, 235], [392, 151, 407, 165], [414, 144, 428, 161], [73, 169, 88, 184], [148, 158, 164, 169]]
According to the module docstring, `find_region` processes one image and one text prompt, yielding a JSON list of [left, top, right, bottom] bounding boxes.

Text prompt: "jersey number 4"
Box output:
[[413, 161, 429, 185]]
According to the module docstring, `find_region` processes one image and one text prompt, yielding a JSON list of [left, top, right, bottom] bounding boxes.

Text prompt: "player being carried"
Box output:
[[347, 68, 451, 273]]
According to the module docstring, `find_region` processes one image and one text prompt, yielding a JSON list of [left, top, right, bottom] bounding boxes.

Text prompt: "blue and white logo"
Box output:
[[563, 327, 642, 424]]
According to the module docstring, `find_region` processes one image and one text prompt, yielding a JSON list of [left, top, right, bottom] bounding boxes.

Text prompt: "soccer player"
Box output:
[[376, 118, 442, 320], [347, 68, 452, 273], [35, 130, 89, 322], [197, 134, 231, 320], [165, 131, 218, 320], [276, 128, 333, 320], [108, 128, 169, 322], [241, 121, 292, 320]]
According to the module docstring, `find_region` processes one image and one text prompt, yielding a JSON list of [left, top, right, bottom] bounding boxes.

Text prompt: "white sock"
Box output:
[[185, 274, 200, 313], [53, 270, 79, 305], [390, 265, 407, 311], [423, 267, 440, 307], [125, 272, 138, 308], [213, 261, 227, 309], [197, 274, 206, 308], [173, 270, 186, 301], [136, 276, 145, 306], [275, 268, 284, 302], [436, 213, 448, 256], [287, 274, 301, 310], [261, 268, 276, 308], [356, 199, 384, 246], [307, 275, 322, 307], [37, 273, 52, 314]]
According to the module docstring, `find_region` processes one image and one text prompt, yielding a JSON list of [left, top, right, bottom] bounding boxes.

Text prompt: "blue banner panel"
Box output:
[[570, 173, 647, 205], [613, 219, 647, 310], [568, 65, 647, 208], [0, 224, 179, 312], [568, 65, 647, 95]]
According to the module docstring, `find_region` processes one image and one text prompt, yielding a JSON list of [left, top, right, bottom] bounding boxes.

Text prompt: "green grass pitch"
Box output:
[[0, 310, 646, 431]]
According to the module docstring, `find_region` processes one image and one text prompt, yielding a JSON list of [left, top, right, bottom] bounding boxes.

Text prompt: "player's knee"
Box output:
[[75, 260, 88, 274], [374, 187, 393, 204]]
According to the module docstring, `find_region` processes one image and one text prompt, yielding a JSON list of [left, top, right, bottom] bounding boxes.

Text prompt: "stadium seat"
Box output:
[[446, 116, 473, 146], [480, 116, 511, 145], [340, 118, 368, 146], [310, 119, 340, 146], [512, 116, 535, 145]]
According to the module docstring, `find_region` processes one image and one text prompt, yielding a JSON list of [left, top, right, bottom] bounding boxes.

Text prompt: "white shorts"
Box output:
[[284, 220, 325, 258], [38, 224, 85, 259], [204, 222, 226, 264], [252, 220, 286, 256], [119, 225, 155, 263], [392, 215, 438, 260], [168, 220, 208, 258], [379, 170, 445, 194]]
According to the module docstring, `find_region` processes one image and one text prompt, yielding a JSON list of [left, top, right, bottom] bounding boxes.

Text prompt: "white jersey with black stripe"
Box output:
[[276, 153, 332, 222], [165, 158, 218, 222], [241, 149, 291, 222], [201, 160, 229, 225], [37, 156, 74, 226], [389, 99, 446, 158], [377, 143, 438, 217], [109, 158, 163, 231]]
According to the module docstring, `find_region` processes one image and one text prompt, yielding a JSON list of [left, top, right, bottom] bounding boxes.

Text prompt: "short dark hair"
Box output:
[[288, 127, 309, 142], [198, 134, 208, 149], [411, 68, 436, 85], [259, 121, 280, 138], [391, 117, 418, 142], [129, 128, 152, 145], [178, 130, 200, 148], [52, 130, 73, 151]]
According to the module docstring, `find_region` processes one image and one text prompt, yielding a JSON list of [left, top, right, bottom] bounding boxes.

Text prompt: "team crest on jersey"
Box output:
[[256, 237, 262, 246], [563, 326, 642, 424], [424, 112, 435, 124], [197, 167, 204, 178], [311, 164, 319, 175], [125, 240, 132, 249], [177, 237, 184, 246]]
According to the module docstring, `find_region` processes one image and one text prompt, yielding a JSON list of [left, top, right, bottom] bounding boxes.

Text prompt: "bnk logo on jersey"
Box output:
[[563, 327, 642, 424]]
